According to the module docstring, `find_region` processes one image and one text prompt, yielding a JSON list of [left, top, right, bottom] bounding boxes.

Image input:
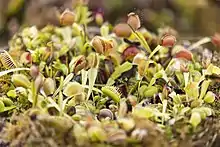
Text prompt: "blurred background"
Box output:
[[0, 0, 220, 47]]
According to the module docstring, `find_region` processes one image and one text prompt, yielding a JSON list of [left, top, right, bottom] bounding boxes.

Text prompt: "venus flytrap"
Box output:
[[69, 55, 87, 73]]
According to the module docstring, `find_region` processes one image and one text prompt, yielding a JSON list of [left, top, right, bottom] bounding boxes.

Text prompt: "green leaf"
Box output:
[[0, 101, 4, 112], [81, 69, 88, 87], [132, 31, 151, 53], [47, 97, 61, 112], [148, 70, 168, 87], [72, 23, 83, 36], [0, 105, 16, 113], [63, 73, 74, 86], [60, 27, 72, 45], [101, 86, 120, 103], [199, 80, 211, 99], [0, 68, 30, 78], [63, 82, 83, 97], [100, 24, 109, 37], [52, 76, 64, 98], [7, 90, 17, 98], [7, 0, 24, 16], [206, 64, 220, 75], [200, 107, 212, 116], [76, 5, 93, 25], [55, 74, 74, 98], [190, 112, 201, 128], [175, 71, 184, 85], [169, 91, 182, 104], [82, 85, 102, 94], [148, 45, 163, 59], [143, 86, 158, 97], [107, 62, 133, 85], [180, 107, 191, 115], [188, 37, 211, 50], [161, 100, 168, 124], [204, 91, 215, 103], [133, 107, 155, 119], [185, 82, 199, 99], [87, 68, 98, 100], [53, 61, 68, 75], [192, 107, 208, 119], [59, 45, 70, 57], [58, 91, 64, 116], [139, 85, 148, 97], [183, 72, 190, 88]]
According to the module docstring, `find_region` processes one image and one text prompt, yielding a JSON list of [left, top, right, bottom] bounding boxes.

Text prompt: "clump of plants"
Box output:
[[1, 1, 220, 147]]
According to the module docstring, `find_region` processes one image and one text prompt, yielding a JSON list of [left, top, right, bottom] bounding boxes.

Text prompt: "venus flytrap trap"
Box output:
[[190, 112, 201, 128], [203, 91, 215, 103], [101, 86, 121, 103], [113, 23, 132, 38], [0, 97, 16, 113], [100, 24, 110, 37], [0, 50, 18, 69]]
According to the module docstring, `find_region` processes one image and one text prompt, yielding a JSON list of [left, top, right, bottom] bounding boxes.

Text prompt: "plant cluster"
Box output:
[[0, 1, 220, 147]]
